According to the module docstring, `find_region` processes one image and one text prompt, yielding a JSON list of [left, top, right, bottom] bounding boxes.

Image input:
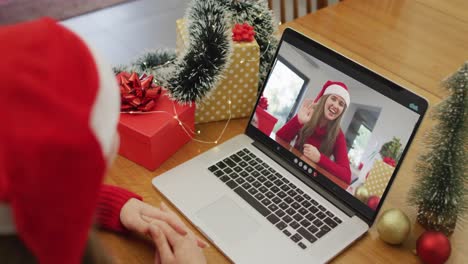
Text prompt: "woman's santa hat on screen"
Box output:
[[0, 18, 119, 264], [314, 80, 350, 107]]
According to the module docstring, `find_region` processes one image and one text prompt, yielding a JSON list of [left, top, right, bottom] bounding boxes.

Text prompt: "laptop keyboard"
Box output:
[[207, 148, 342, 250]]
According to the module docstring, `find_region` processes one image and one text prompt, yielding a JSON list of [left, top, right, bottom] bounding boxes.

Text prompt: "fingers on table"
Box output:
[[149, 224, 176, 263], [160, 202, 209, 248], [141, 204, 188, 236]]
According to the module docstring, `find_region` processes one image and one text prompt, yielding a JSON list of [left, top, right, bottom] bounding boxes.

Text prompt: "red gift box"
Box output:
[[255, 107, 278, 136], [118, 90, 195, 170]]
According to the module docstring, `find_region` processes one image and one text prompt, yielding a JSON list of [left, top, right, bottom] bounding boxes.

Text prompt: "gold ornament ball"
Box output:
[[355, 185, 369, 203], [377, 208, 411, 245]]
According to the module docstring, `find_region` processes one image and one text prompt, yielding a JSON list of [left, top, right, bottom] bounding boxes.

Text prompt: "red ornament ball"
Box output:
[[367, 195, 380, 210], [416, 231, 451, 264]]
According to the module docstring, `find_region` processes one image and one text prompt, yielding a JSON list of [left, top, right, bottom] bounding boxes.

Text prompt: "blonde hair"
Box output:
[[296, 94, 346, 156]]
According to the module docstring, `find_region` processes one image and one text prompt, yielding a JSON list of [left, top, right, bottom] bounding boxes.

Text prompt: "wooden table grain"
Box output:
[[98, 0, 468, 263]]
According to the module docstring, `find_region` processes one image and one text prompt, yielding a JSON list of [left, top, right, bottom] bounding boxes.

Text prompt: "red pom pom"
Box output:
[[367, 195, 380, 210], [232, 23, 255, 42], [416, 231, 451, 264]]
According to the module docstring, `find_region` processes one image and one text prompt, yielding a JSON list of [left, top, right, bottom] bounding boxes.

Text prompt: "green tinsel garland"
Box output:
[[113, 49, 176, 75], [118, 0, 277, 103], [159, 0, 233, 103], [134, 50, 176, 73]]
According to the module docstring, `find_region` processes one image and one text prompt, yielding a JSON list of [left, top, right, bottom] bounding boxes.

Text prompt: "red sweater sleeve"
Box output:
[[317, 131, 352, 184], [95, 184, 142, 232], [276, 115, 302, 142]]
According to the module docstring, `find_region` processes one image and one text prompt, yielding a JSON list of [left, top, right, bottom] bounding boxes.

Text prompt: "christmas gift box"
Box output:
[[255, 107, 278, 136], [364, 159, 395, 197], [254, 96, 278, 136], [176, 19, 260, 123], [118, 89, 195, 171]]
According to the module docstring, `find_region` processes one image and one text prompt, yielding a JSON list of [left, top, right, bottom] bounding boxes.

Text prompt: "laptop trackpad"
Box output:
[[196, 195, 260, 246]]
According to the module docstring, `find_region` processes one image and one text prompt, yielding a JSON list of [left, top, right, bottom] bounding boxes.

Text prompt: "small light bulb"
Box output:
[[228, 100, 231, 104], [214, 141, 218, 144], [197, 130, 201, 134]]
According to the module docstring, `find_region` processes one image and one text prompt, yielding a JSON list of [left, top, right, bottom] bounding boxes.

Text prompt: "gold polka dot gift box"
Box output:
[[364, 159, 395, 198], [176, 19, 260, 123]]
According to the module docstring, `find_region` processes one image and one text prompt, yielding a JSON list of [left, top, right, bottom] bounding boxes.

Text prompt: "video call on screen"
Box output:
[[251, 41, 420, 210]]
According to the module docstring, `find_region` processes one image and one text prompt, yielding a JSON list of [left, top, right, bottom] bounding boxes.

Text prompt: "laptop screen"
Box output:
[[247, 28, 427, 223]]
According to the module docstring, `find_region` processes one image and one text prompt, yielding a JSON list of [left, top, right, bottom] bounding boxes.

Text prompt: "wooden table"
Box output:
[[274, 136, 350, 190], [99, 0, 468, 263]]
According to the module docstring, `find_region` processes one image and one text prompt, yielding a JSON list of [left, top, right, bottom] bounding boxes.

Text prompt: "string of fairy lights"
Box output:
[[121, 98, 233, 145]]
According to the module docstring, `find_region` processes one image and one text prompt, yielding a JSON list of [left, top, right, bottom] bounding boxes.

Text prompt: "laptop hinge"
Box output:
[[252, 140, 356, 218]]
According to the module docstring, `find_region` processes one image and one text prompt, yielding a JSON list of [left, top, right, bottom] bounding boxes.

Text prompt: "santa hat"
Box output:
[[0, 18, 120, 263], [314, 80, 350, 107]]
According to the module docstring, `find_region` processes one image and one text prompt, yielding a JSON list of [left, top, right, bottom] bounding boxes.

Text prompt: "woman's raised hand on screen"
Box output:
[[297, 99, 316, 125]]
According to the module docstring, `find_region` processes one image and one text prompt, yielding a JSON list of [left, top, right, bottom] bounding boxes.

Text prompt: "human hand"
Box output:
[[297, 99, 316, 125], [120, 199, 208, 248], [303, 144, 321, 163], [149, 220, 207, 264]]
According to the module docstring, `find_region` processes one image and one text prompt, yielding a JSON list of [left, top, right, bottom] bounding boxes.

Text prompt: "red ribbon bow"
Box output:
[[258, 96, 269, 110], [232, 23, 255, 42], [117, 72, 162, 112], [382, 156, 396, 167]]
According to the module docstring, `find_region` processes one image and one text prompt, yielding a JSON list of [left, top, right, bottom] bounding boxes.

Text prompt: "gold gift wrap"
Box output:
[[364, 159, 395, 197], [176, 19, 260, 123]]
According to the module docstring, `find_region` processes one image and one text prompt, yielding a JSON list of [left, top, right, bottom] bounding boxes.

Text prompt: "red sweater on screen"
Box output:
[[276, 115, 351, 184], [95, 184, 142, 232]]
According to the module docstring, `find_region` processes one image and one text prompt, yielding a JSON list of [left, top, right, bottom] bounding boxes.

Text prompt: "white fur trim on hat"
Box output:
[[323, 84, 350, 107], [87, 45, 121, 160]]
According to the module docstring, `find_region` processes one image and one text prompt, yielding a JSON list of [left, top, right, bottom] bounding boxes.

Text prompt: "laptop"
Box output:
[[152, 28, 428, 263]]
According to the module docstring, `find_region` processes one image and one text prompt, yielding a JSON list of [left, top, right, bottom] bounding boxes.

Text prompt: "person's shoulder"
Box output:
[[338, 129, 345, 136], [337, 129, 346, 140]]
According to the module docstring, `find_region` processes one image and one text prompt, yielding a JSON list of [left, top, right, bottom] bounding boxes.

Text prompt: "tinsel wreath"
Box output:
[[118, 0, 277, 103]]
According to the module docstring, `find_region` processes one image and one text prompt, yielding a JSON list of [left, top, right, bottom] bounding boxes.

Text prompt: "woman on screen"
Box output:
[[276, 81, 352, 184]]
